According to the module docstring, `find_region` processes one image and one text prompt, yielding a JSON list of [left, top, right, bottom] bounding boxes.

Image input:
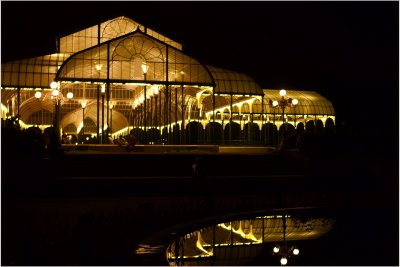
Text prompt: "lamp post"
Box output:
[[142, 62, 149, 144], [272, 214, 300, 266], [269, 89, 298, 147], [132, 99, 139, 131], [138, 94, 144, 142], [50, 81, 61, 148], [81, 100, 87, 143], [35, 90, 43, 130], [50, 81, 73, 149], [101, 84, 106, 144], [292, 98, 298, 128], [147, 87, 153, 143], [153, 85, 159, 144], [110, 102, 114, 137], [96, 64, 102, 144]]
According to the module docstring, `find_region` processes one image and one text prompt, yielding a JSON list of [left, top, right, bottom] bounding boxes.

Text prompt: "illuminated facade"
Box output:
[[1, 16, 335, 145], [144, 214, 335, 266]]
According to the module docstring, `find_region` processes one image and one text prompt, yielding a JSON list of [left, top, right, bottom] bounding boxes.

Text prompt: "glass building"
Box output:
[[1, 16, 335, 146]]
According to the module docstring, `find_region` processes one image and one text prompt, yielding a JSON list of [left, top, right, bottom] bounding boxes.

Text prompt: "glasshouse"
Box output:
[[1, 16, 335, 146]]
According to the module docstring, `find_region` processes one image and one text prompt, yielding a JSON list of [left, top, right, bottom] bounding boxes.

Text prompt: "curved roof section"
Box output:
[[57, 30, 214, 85], [262, 89, 335, 115], [1, 53, 71, 88], [166, 215, 335, 266], [59, 16, 183, 53], [206, 65, 263, 95]]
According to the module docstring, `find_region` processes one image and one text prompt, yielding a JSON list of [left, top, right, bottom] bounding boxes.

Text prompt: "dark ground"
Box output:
[[2, 128, 399, 266]]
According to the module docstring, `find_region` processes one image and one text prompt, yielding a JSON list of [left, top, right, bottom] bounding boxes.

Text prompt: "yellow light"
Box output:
[[66, 92, 73, 99], [52, 90, 59, 97], [148, 87, 153, 98], [152, 85, 159, 95], [293, 248, 300, 255], [81, 100, 87, 109], [141, 62, 149, 74], [273, 246, 280, 253], [1, 104, 8, 113], [292, 98, 298, 105], [273, 100, 278, 107], [101, 84, 106, 93], [35, 91, 42, 98], [280, 257, 288, 265], [50, 81, 58, 89], [279, 89, 286, 97], [95, 64, 102, 71]]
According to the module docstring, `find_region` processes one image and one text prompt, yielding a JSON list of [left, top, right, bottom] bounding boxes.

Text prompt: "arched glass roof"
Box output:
[[207, 65, 263, 95], [59, 16, 183, 53], [1, 53, 71, 88], [57, 30, 214, 86], [262, 89, 335, 116], [1, 15, 335, 137], [165, 215, 335, 266]]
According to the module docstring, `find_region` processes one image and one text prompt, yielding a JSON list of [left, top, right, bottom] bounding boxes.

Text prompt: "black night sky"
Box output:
[[1, 1, 399, 137], [1, 2, 399, 266]]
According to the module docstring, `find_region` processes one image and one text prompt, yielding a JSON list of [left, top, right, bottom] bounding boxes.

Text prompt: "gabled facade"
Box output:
[[1, 16, 335, 145]]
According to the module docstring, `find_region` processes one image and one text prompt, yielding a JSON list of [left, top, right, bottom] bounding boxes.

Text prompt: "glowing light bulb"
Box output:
[[280, 257, 288, 265], [152, 85, 159, 95], [50, 81, 58, 89], [81, 100, 87, 109], [141, 62, 149, 74], [293, 248, 299, 255], [35, 91, 42, 98]]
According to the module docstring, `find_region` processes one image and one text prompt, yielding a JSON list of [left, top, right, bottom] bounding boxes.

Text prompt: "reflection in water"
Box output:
[[166, 214, 335, 266]]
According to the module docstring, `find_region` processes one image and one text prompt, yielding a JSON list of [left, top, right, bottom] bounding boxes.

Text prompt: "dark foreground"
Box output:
[[2, 136, 398, 266]]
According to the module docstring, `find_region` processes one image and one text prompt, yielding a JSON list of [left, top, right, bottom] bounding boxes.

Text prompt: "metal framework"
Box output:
[[165, 214, 335, 266], [1, 16, 335, 146]]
